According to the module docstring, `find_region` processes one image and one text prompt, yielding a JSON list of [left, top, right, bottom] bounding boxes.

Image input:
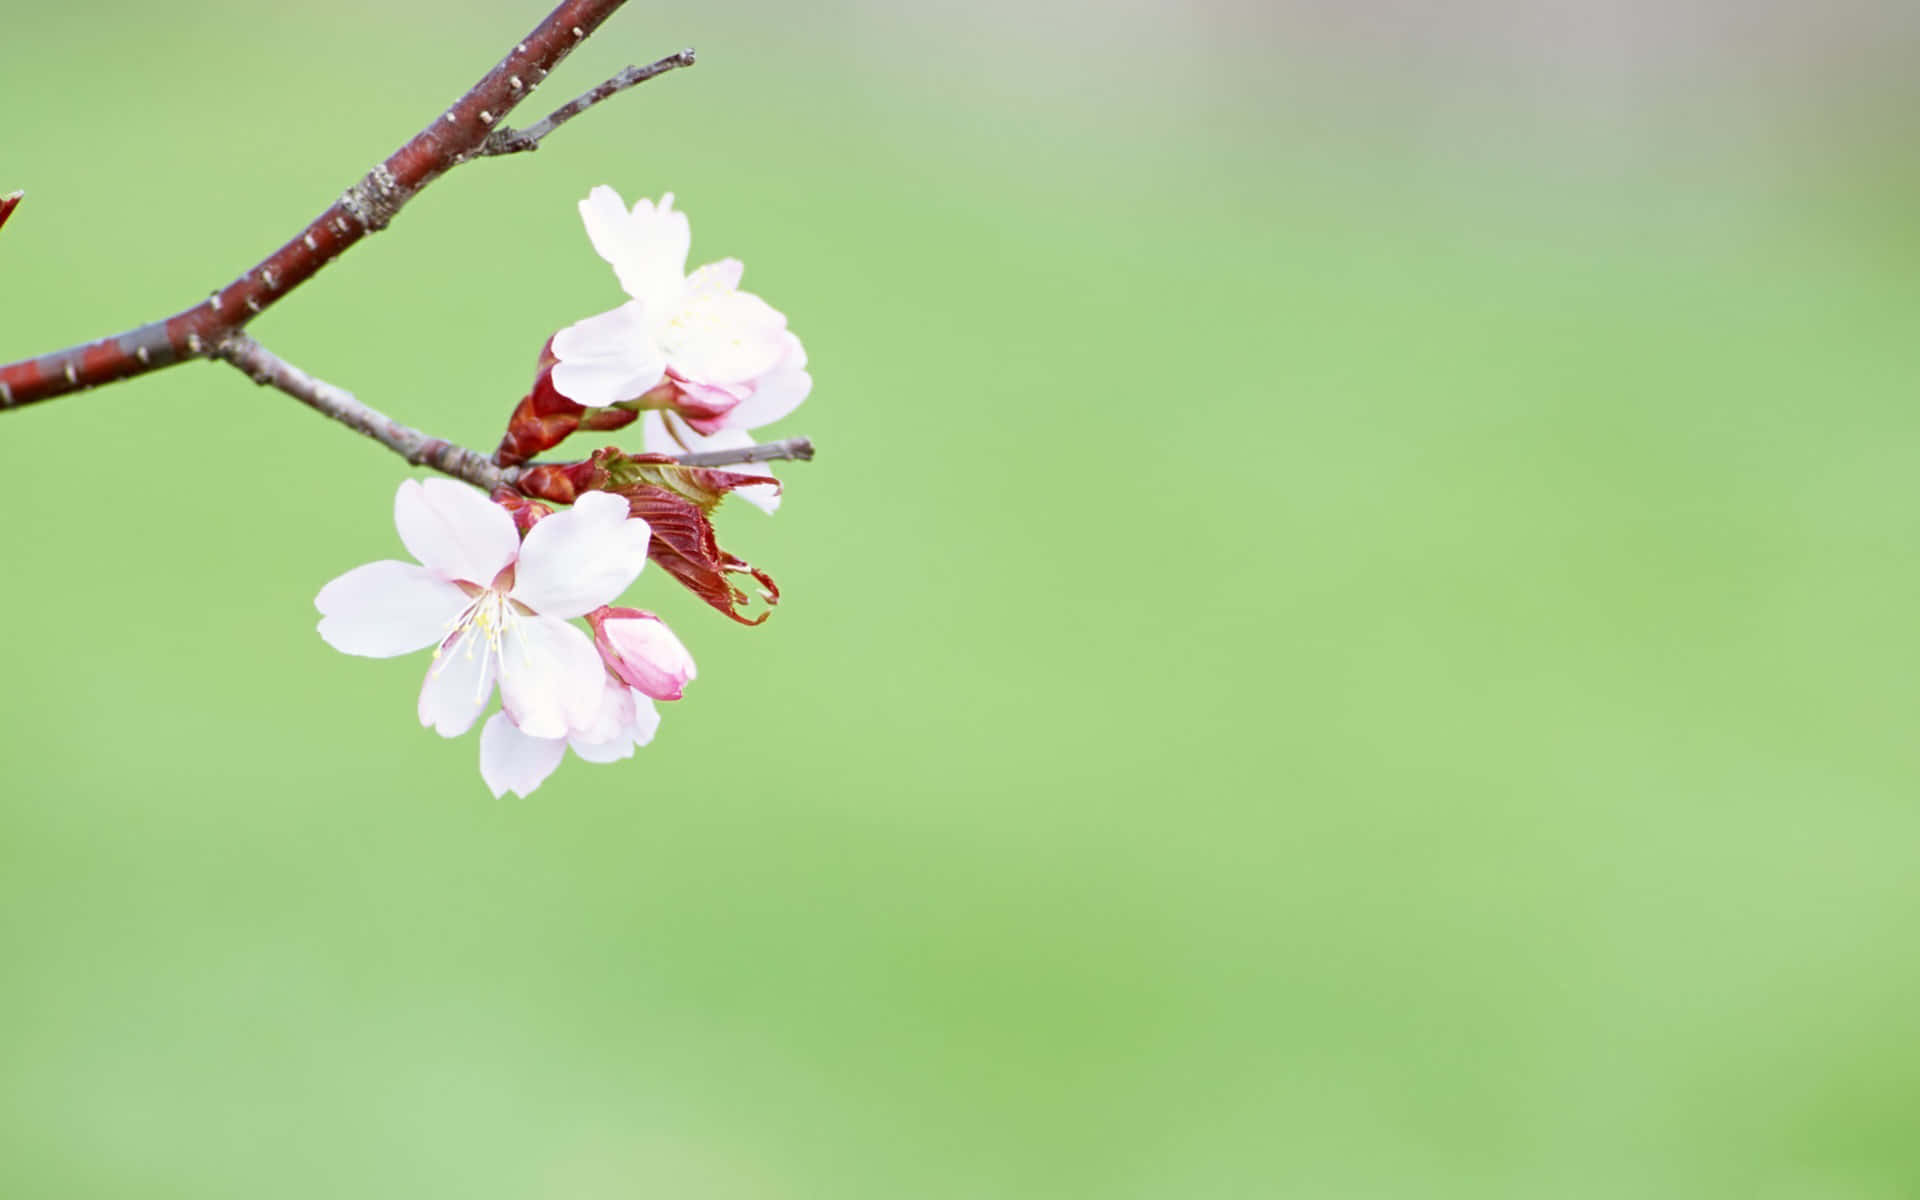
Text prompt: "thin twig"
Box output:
[[480, 50, 696, 155], [0, 191, 21, 236], [671, 437, 814, 467], [0, 0, 691, 411], [214, 333, 811, 488], [215, 334, 516, 490]]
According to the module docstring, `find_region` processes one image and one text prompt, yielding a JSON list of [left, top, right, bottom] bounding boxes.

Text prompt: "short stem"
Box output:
[[480, 49, 697, 155], [671, 436, 815, 467]]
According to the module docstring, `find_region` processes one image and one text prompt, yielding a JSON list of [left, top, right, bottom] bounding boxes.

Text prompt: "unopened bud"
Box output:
[[588, 606, 697, 701]]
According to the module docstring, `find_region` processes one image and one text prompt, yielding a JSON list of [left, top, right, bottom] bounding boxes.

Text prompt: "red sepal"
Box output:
[[493, 338, 640, 467]]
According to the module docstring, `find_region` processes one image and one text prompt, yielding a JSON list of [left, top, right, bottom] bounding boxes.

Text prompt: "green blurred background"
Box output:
[[5, 0, 1919, 1194]]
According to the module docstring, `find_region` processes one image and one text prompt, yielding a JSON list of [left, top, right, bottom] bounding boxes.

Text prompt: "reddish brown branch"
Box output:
[[0, 0, 686, 412], [0, 191, 21, 236]]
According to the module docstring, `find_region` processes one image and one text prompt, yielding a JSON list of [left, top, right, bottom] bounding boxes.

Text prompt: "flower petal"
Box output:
[[418, 628, 498, 738], [627, 692, 662, 747], [567, 674, 630, 744], [550, 301, 668, 408], [578, 184, 633, 265], [569, 733, 636, 765], [479, 711, 568, 798], [498, 615, 604, 738], [725, 333, 812, 430], [395, 478, 519, 585], [568, 680, 639, 764], [579, 186, 690, 311], [510, 491, 654, 618], [315, 560, 470, 658], [683, 257, 745, 295], [639, 410, 683, 454], [663, 289, 790, 387]]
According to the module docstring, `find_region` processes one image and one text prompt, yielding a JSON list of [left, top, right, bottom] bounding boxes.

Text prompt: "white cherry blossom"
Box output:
[[315, 480, 652, 741], [550, 186, 810, 513]]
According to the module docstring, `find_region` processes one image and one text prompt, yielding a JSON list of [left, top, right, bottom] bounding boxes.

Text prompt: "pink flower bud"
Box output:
[[588, 606, 697, 701]]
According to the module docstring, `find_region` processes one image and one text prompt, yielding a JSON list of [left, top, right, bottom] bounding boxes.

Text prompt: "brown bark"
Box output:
[[0, 0, 639, 411]]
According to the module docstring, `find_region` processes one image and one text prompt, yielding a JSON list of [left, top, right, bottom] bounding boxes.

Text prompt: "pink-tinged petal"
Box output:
[[498, 615, 603, 738], [724, 334, 811, 430], [595, 613, 697, 701], [395, 478, 518, 585], [668, 375, 748, 424], [418, 629, 498, 738], [579, 186, 690, 310], [316, 560, 470, 658], [569, 732, 636, 764], [569, 680, 639, 763], [510, 492, 653, 618], [723, 370, 809, 437], [569, 674, 633, 746], [626, 692, 662, 747], [550, 301, 669, 407], [479, 711, 568, 798]]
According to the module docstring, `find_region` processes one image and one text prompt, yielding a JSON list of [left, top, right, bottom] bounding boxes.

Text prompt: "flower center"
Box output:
[[659, 289, 738, 357], [432, 586, 523, 698]]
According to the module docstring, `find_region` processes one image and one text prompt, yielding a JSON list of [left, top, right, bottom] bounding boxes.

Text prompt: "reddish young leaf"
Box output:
[[599, 452, 780, 512], [516, 447, 780, 624], [622, 483, 779, 625]]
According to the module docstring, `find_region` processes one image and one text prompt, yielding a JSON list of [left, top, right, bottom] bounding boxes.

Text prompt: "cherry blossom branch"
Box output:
[[0, 191, 21, 236], [0, 0, 671, 412], [213, 333, 811, 491], [480, 49, 696, 155], [215, 334, 516, 489]]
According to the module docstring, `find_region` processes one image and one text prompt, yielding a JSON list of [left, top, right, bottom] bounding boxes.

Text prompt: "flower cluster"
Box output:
[[315, 188, 808, 797], [496, 187, 811, 516]]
